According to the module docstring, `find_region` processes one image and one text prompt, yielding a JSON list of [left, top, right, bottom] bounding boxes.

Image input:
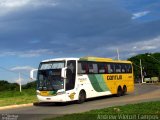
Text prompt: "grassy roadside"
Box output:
[[45, 101, 160, 120], [0, 89, 37, 107]]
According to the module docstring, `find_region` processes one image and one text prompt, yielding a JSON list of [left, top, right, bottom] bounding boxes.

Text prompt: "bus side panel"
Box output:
[[88, 74, 109, 92], [103, 74, 117, 94], [103, 73, 134, 94], [77, 74, 112, 99], [125, 73, 134, 93], [76, 73, 134, 99]]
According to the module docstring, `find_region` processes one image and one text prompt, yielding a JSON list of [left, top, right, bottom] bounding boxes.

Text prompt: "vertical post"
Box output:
[[19, 72, 22, 92], [140, 59, 144, 83], [117, 48, 120, 60]]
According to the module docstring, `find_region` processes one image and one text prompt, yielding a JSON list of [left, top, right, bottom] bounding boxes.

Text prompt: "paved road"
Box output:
[[0, 84, 160, 120]]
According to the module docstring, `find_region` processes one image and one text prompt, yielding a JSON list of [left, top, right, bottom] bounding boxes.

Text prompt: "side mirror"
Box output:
[[61, 67, 67, 78], [30, 69, 38, 80]]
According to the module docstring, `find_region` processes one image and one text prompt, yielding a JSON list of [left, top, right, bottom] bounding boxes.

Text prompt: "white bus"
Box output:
[[30, 57, 134, 103]]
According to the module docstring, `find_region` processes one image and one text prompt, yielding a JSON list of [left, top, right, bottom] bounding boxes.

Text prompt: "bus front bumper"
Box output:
[[37, 94, 67, 102]]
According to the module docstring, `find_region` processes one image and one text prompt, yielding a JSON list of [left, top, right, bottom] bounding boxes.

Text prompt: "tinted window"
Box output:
[[98, 63, 106, 73], [88, 62, 94, 73], [92, 63, 98, 73], [121, 64, 126, 73], [115, 64, 121, 73], [78, 62, 88, 74], [126, 64, 132, 73], [107, 63, 114, 73], [78, 61, 132, 74], [88, 62, 98, 74]]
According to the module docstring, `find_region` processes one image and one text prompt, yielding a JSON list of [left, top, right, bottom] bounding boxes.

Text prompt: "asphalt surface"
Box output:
[[0, 84, 160, 120]]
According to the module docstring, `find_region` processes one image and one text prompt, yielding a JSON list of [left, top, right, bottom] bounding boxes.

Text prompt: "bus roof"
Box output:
[[41, 56, 131, 63], [79, 56, 132, 63], [80, 56, 112, 61], [42, 58, 79, 62]]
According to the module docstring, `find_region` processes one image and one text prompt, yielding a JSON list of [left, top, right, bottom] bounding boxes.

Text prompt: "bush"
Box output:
[[22, 81, 37, 89], [0, 80, 19, 91], [0, 80, 36, 91]]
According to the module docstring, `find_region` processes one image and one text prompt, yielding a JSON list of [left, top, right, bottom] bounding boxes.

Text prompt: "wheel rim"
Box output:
[[123, 86, 127, 95], [117, 87, 122, 97]]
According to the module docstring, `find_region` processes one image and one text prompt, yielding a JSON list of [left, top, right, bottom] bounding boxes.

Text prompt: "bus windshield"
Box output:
[[37, 61, 65, 91], [37, 69, 64, 91]]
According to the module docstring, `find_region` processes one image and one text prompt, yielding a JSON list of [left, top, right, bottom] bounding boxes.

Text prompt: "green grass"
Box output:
[[0, 89, 37, 107], [45, 101, 160, 120]]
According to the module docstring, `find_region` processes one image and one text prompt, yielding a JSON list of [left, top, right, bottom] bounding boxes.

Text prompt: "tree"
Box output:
[[22, 81, 37, 89], [128, 52, 160, 81], [0, 80, 19, 91]]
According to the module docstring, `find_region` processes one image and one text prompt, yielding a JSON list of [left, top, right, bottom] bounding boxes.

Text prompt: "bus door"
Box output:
[[66, 60, 76, 91]]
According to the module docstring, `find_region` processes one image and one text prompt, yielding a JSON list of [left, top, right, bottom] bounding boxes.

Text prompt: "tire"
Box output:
[[116, 86, 122, 97], [77, 90, 86, 104], [122, 86, 127, 96], [54, 102, 63, 106]]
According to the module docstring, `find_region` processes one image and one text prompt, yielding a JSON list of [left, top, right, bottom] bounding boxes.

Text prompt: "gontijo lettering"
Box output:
[[107, 75, 122, 80]]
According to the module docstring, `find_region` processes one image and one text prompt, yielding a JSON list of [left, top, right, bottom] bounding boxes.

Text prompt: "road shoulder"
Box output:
[[0, 103, 33, 110]]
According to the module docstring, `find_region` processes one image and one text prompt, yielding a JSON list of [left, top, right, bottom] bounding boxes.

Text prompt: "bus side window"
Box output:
[[88, 62, 94, 73], [98, 63, 105, 74], [125, 64, 132, 73], [121, 64, 126, 73], [104, 63, 108, 73], [93, 63, 98, 73], [78, 62, 88, 74], [115, 64, 121, 73], [88, 62, 98, 74], [107, 64, 114, 73], [127, 64, 132, 73]]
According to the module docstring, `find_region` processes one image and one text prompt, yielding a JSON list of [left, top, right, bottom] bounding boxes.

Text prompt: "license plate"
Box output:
[[40, 91, 49, 96]]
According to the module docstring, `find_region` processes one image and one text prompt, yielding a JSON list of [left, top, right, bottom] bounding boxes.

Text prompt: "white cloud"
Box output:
[[9, 65, 36, 84], [29, 40, 41, 44], [101, 36, 160, 59], [0, 0, 30, 8], [118, 36, 160, 52], [0, 0, 57, 8], [0, 49, 55, 57], [132, 36, 160, 51], [10, 66, 35, 71], [0, 0, 57, 15], [0, 0, 30, 15], [138, 45, 157, 51], [132, 11, 150, 19], [20, 49, 55, 57]]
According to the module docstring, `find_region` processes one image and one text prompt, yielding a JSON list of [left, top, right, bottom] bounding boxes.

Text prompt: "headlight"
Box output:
[[57, 91, 65, 95], [36, 91, 40, 95]]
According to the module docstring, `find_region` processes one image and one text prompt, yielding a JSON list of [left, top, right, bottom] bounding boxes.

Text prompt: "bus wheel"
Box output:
[[77, 90, 86, 104], [122, 85, 127, 96], [116, 86, 122, 97]]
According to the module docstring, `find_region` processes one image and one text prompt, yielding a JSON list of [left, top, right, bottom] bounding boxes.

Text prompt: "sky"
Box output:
[[0, 0, 160, 84]]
